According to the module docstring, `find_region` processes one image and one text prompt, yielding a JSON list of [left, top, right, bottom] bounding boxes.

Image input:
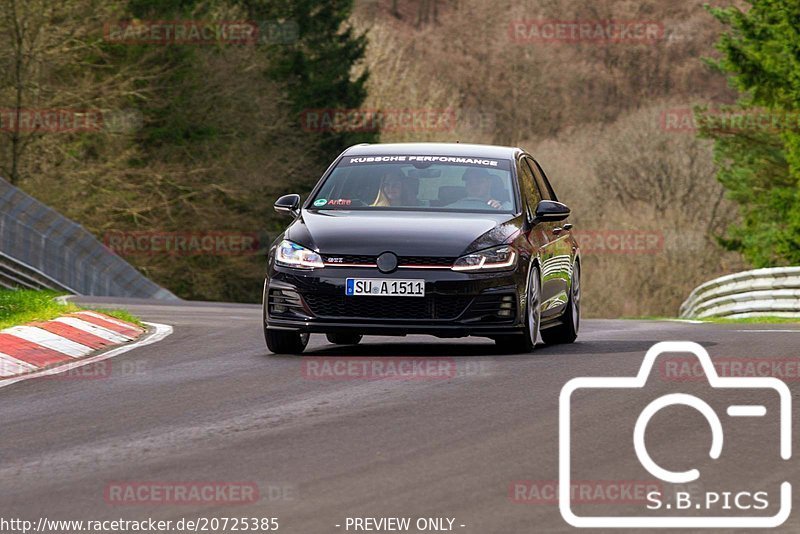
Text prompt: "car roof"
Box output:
[[342, 142, 524, 160]]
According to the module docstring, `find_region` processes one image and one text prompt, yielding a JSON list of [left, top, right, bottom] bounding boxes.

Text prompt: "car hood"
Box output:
[[286, 209, 521, 257]]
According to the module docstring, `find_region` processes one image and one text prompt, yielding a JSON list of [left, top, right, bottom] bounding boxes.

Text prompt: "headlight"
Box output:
[[452, 245, 517, 272], [275, 240, 324, 269]]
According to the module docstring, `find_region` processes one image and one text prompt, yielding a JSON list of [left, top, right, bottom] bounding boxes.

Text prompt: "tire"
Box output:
[[265, 327, 309, 354], [262, 280, 309, 354], [495, 264, 541, 353], [326, 333, 363, 345], [541, 260, 580, 345]]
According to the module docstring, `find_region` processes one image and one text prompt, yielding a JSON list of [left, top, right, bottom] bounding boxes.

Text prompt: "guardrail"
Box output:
[[0, 177, 177, 299], [679, 267, 800, 319], [0, 251, 74, 292]]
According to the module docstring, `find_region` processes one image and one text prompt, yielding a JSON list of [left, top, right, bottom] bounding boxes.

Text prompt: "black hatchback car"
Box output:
[[263, 143, 580, 354]]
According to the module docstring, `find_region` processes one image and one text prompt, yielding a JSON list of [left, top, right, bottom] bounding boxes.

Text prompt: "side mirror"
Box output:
[[534, 200, 571, 222], [274, 194, 301, 216]]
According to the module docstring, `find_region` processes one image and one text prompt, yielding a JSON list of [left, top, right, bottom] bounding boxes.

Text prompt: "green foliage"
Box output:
[[0, 289, 143, 328], [92, 308, 145, 327], [123, 0, 216, 148], [127, 0, 205, 17], [237, 0, 377, 156], [689, 315, 800, 324], [0, 290, 79, 329], [703, 0, 800, 266], [707, 1, 800, 110]]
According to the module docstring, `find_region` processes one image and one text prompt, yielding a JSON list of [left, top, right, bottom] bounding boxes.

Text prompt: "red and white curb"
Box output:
[[0, 311, 172, 387]]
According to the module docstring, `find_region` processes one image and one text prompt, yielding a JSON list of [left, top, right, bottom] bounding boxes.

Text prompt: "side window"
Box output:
[[527, 158, 557, 201], [517, 157, 541, 219]]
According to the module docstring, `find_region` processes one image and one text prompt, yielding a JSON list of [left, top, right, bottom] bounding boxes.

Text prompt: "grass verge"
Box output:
[[629, 315, 800, 325], [92, 308, 144, 328], [0, 289, 143, 329], [687, 316, 800, 325]]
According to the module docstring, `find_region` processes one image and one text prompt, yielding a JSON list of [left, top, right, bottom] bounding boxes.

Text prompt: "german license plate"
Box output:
[[346, 278, 425, 297]]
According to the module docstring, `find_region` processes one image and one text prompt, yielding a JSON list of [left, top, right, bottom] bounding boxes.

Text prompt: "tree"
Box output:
[[236, 0, 376, 162], [0, 0, 112, 185], [702, 0, 800, 266]]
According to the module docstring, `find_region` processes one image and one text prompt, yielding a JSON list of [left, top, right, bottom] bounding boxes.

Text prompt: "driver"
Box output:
[[447, 168, 511, 210], [372, 169, 424, 207]]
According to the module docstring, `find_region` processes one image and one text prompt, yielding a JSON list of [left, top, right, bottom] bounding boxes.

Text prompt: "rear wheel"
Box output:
[[495, 264, 540, 353], [326, 333, 363, 345], [541, 261, 580, 345]]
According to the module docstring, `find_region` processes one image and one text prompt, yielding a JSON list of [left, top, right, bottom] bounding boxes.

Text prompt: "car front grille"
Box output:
[[398, 256, 455, 267], [322, 254, 375, 265], [302, 293, 472, 320], [322, 254, 455, 268]]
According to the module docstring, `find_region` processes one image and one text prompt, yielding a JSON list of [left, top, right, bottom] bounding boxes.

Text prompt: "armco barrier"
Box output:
[[679, 267, 800, 319], [0, 251, 74, 291], [0, 177, 176, 299]]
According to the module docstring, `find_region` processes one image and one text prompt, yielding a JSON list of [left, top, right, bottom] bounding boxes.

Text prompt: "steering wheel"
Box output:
[[454, 198, 500, 209]]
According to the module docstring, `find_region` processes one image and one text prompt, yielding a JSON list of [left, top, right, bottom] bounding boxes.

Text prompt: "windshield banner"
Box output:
[[341, 155, 511, 170]]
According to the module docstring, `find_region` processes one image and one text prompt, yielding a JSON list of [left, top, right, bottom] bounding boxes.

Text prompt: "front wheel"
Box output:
[[541, 261, 580, 345], [495, 264, 541, 353], [265, 327, 309, 354]]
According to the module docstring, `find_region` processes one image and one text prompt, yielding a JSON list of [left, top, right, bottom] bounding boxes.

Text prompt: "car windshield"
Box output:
[[309, 155, 517, 213]]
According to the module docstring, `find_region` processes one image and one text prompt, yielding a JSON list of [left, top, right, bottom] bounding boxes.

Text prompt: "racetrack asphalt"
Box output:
[[2, 297, 799, 533]]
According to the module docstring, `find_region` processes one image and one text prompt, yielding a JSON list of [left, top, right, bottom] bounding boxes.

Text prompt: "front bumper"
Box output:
[[264, 266, 526, 338]]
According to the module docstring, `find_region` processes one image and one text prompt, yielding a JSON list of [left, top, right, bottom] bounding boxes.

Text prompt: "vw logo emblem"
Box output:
[[377, 252, 398, 273]]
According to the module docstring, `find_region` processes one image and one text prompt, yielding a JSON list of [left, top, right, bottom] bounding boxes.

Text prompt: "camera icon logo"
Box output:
[[559, 341, 792, 528]]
